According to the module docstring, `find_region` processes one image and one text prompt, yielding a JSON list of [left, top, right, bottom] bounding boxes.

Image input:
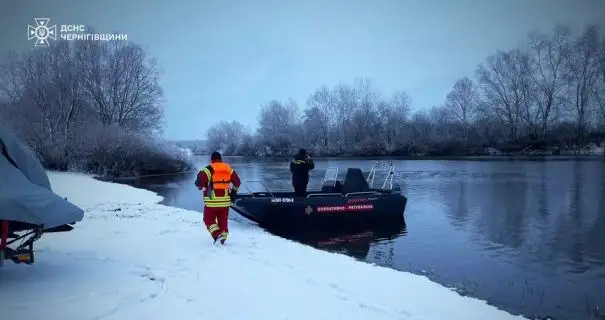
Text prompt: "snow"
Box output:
[[0, 171, 528, 320]]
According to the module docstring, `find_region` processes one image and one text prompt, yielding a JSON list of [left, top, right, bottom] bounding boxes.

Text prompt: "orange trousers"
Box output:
[[203, 206, 229, 240]]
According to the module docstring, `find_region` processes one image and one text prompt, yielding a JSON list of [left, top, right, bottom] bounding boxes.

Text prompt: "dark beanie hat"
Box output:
[[211, 151, 222, 161]]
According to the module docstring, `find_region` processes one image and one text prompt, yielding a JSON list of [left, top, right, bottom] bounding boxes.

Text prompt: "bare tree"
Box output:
[[348, 78, 381, 149], [563, 25, 601, 142], [77, 40, 163, 133], [306, 85, 335, 152], [300, 107, 328, 152], [206, 23, 605, 157], [380, 90, 411, 151], [593, 33, 605, 128], [389, 90, 412, 120], [0, 43, 84, 167], [257, 99, 300, 155], [408, 109, 434, 152], [47, 41, 84, 163], [444, 76, 478, 140], [0, 36, 188, 176], [477, 49, 531, 142], [332, 83, 358, 152], [206, 120, 245, 155], [257, 99, 299, 138], [430, 105, 456, 142], [0, 52, 36, 142], [523, 26, 571, 141], [236, 132, 258, 156], [0, 52, 25, 104]]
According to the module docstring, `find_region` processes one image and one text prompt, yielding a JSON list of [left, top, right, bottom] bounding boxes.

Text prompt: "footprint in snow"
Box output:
[[328, 283, 348, 301], [135, 265, 164, 283]]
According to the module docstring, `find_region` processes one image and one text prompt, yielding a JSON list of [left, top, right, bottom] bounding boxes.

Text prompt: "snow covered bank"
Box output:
[[0, 172, 527, 320]]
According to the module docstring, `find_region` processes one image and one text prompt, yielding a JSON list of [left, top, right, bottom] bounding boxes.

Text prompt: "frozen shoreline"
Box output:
[[0, 171, 527, 319]]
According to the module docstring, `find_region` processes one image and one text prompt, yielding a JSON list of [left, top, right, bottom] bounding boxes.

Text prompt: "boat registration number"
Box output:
[[270, 197, 294, 203]]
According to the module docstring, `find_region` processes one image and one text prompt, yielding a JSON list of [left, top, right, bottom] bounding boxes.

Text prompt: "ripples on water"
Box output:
[[133, 157, 605, 320]]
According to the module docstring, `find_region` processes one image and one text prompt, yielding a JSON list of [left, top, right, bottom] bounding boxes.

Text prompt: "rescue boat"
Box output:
[[230, 161, 407, 231]]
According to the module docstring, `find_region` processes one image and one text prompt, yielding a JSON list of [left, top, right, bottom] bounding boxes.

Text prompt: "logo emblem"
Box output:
[[28, 18, 57, 47], [305, 206, 313, 215]]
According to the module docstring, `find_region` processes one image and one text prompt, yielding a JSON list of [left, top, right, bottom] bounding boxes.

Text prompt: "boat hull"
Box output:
[[230, 190, 407, 232]]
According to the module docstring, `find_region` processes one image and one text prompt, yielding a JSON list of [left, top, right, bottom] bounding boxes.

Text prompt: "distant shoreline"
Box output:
[[98, 153, 604, 181], [191, 154, 604, 161]]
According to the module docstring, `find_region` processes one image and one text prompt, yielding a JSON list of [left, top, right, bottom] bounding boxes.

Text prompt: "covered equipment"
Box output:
[[0, 127, 84, 266]]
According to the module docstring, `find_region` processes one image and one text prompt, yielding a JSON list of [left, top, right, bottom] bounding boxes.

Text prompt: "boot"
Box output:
[[213, 235, 223, 246], [215, 232, 227, 245]]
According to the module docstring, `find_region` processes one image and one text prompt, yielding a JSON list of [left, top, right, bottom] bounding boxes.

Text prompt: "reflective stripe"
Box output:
[[204, 196, 231, 207], [204, 201, 231, 207], [292, 160, 306, 164], [220, 231, 228, 239], [205, 202, 231, 208], [205, 199, 230, 203], [204, 196, 230, 202], [204, 200, 230, 204], [203, 167, 211, 179], [207, 224, 219, 233]]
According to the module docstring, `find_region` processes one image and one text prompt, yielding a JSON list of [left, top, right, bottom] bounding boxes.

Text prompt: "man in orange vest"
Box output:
[[194, 151, 241, 245]]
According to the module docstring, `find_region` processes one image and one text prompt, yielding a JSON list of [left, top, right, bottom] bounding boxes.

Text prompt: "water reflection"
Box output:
[[432, 161, 605, 271], [442, 180, 469, 228], [427, 160, 605, 319], [488, 166, 528, 249], [276, 222, 407, 261]]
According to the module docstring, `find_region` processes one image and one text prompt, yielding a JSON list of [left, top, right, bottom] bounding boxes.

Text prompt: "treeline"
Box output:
[[207, 24, 605, 157], [0, 35, 193, 177]]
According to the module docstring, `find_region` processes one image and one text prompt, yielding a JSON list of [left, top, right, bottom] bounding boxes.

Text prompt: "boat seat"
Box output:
[[321, 180, 343, 193], [342, 168, 370, 194]]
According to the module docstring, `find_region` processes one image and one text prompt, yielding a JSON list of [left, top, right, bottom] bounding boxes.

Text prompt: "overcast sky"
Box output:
[[2, 0, 604, 140]]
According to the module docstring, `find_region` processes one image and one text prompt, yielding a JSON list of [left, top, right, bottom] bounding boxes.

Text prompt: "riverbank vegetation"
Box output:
[[0, 34, 193, 177], [206, 24, 605, 157]]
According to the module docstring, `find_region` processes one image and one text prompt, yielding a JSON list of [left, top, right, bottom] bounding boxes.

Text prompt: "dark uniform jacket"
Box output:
[[289, 154, 315, 186]]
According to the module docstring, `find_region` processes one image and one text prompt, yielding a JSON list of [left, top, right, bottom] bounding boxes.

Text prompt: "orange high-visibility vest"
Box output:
[[208, 162, 233, 190], [202, 162, 234, 208]]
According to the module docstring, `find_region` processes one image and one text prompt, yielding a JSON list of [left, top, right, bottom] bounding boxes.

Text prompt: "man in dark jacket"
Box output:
[[290, 148, 315, 197]]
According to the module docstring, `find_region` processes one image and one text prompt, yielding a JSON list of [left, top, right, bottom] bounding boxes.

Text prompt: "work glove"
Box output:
[[230, 188, 238, 202]]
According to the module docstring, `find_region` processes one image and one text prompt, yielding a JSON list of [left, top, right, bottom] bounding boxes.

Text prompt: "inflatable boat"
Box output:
[[230, 161, 407, 231]]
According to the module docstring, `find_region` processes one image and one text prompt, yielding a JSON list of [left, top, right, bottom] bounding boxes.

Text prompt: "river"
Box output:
[[116, 156, 605, 320]]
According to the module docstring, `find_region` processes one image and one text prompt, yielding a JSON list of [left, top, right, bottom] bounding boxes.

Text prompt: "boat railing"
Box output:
[[344, 191, 381, 197], [305, 191, 381, 198], [321, 167, 339, 186], [367, 160, 395, 190], [306, 193, 342, 198], [238, 161, 395, 199], [241, 180, 275, 198]]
